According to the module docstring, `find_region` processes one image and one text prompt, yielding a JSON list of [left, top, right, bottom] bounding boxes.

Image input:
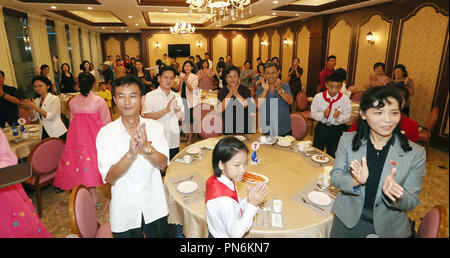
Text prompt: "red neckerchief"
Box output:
[[205, 175, 243, 217], [322, 90, 343, 122]]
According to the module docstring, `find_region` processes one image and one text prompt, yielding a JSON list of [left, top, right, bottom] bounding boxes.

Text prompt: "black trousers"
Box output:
[[312, 122, 346, 158], [113, 215, 170, 238], [329, 214, 376, 238], [41, 127, 67, 141]]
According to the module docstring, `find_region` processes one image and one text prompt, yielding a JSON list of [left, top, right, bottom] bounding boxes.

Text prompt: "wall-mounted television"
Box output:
[[168, 44, 190, 58]]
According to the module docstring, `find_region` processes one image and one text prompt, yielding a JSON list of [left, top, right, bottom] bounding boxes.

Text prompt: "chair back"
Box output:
[[417, 206, 447, 238], [200, 112, 223, 139], [28, 137, 65, 175], [0, 163, 32, 189], [193, 103, 214, 123], [18, 108, 31, 124], [69, 185, 98, 238], [351, 91, 364, 102], [425, 107, 439, 131], [296, 92, 308, 111], [290, 113, 308, 140]]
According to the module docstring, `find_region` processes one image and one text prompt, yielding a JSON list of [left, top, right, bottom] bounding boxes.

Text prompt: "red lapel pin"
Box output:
[[390, 160, 396, 166]]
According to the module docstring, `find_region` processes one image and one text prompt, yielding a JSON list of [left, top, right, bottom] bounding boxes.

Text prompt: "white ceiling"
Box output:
[[0, 0, 394, 33]]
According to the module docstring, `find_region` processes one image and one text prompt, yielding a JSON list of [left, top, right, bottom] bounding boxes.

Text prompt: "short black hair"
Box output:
[[326, 72, 343, 83], [212, 137, 249, 177], [0, 70, 4, 77], [386, 81, 409, 105], [182, 60, 195, 74], [257, 63, 265, 72], [32, 75, 52, 93], [393, 64, 408, 78], [271, 56, 279, 62], [373, 62, 385, 71], [219, 57, 224, 61], [256, 57, 261, 61], [327, 55, 336, 61], [201, 59, 209, 68], [99, 81, 106, 87], [334, 68, 347, 81], [263, 62, 279, 72], [78, 72, 96, 97], [60, 63, 71, 72], [244, 60, 251, 67], [111, 75, 145, 96], [158, 65, 177, 77], [222, 65, 241, 87]]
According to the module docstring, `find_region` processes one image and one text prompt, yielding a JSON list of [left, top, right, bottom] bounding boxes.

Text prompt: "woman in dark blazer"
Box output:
[[330, 86, 426, 238]]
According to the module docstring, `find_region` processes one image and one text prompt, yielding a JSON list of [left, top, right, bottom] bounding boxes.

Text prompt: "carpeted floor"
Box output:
[[33, 132, 449, 238]]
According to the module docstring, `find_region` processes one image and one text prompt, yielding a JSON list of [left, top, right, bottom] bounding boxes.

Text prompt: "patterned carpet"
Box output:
[[34, 133, 449, 238]]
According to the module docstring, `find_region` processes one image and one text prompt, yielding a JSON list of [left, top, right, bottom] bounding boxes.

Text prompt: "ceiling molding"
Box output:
[[47, 10, 127, 26], [274, 0, 371, 12], [17, 0, 101, 4]]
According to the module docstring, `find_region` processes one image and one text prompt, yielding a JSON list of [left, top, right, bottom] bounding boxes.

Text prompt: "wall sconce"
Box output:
[[283, 38, 289, 46], [261, 41, 267, 47], [366, 31, 375, 45], [197, 41, 202, 48], [155, 42, 160, 48]]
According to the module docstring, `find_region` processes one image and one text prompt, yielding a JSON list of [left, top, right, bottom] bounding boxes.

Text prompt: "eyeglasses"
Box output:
[[265, 72, 278, 75]]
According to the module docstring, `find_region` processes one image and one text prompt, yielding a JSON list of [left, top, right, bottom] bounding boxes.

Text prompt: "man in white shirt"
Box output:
[[142, 65, 184, 161], [311, 72, 351, 158], [96, 75, 171, 238]]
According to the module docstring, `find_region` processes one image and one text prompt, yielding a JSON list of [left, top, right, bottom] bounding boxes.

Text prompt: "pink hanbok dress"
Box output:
[[54, 92, 111, 190], [0, 131, 52, 238]]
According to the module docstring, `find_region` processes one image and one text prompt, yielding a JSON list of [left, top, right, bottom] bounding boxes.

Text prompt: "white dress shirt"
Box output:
[[206, 175, 258, 238], [96, 116, 170, 233], [310, 91, 352, 125], [142, 88, 184, 149], [30, 93, 67, 139]]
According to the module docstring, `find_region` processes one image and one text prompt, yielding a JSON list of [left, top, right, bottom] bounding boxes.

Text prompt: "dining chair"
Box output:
[[417, 107, 439, 156], [295, 92, 314, 136], [416, 205, 447, 238], [350, 91, 364, 102], [23, 137, 65, 218], [290, 113, 308, 140], [69, 184, 113, 238], [18, 107, 32, 125], [199, 112, 223, 139]]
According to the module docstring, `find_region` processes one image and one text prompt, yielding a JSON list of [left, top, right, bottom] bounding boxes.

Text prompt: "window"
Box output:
[[3, 8, 35, 98], [65, 24, 74, 71], [46, 20, 57, 60]]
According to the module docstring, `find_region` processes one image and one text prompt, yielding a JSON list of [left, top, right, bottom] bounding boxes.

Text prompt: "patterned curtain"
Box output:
[[0, 5, 17, 86]]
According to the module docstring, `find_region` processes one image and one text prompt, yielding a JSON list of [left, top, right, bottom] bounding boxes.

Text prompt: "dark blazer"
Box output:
[[330, 131, 426, 237]]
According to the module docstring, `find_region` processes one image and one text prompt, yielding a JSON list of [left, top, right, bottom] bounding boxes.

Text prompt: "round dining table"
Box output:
[[164, 133, 336, 238], [2, 124, 41, 159]]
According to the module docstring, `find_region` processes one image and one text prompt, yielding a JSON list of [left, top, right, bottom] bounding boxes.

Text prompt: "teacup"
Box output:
[[184, 155, 192, 164]]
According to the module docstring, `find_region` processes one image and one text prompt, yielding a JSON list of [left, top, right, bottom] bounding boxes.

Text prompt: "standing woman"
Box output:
[[330, 86, 426, 238], [198, 59, 215, 91], [58, 63, 77, 93], [392, 64, 414, 116], [175, 60, 199, 144], [287, 57, 303, 105], [22, 76, 67, 140], [54, 72, 111, 204], [114, 59, 127, 80], [240, 60, 256, 89], [136, 60, 153, 93]]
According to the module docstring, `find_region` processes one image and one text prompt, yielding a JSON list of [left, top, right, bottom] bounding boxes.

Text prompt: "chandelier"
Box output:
[[170, 21, 196, 35], [186, 0, 252, 27]]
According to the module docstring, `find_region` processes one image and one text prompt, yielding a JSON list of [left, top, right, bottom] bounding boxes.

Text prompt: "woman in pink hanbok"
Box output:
[[54, 72, 111, 204], [0, 130, 52, 238]]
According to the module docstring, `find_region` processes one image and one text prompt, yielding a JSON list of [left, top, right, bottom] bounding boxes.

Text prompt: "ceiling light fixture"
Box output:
[[170, 21, 195, 35], [273, 1, 279, 4], [128, 16, 133, 18], [272, 12, 276, 15], [186, 0, 252, 27], [51, 6, 57, 9], [163, 8, 168, 11], [87, 6, 93, 10]]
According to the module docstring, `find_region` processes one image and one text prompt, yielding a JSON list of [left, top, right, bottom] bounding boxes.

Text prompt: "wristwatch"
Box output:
[[143, 143, 154, 155]]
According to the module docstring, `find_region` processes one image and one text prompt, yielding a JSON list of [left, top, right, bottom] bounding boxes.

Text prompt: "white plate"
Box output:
[[277, 140, 291, 147], [311, 154, 330, 164], [308, 191, 332, 206], [28, 127, 39, 132], [234, 135, 246, 141], [186, 147, 201, 155], [278, 136, 295, 143], [260, 136, 277, 145], [177, 180, 198, 194], [242, 172, 269, 184]]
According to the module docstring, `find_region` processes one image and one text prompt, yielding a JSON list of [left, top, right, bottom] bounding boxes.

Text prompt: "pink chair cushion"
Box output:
[[417, 207, 441, 238], [24, 171, 56, 185], [95, 222, 113, 238], [351, 92, 364, 102], [74, 187, 98, 238], [31, 139, 65, 175], [290, 114, 307, 140], [296, 93, 308, 111], [200, 112, 223, 139]]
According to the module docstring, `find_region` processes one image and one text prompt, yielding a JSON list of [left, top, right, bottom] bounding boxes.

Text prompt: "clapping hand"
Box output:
[[166, 96, 175, 113], [382, 168, 403, 202], [323, 107, 330, 118], [260, 79, 269, 92], [350, 157, 369, 185], [247, 182, 269, 207], [333, 109, 341, 119], [274, 79, 283, 94]]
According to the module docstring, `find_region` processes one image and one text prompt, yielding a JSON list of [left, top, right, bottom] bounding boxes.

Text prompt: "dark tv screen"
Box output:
[[168, 44, 190, 58]]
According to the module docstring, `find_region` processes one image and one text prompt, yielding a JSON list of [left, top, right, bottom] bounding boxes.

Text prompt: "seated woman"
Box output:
[[0, 130, 51, 238], [54, 72, 111, 204], [330, 86, 426, 238], [205, 136, 268, 238], [22, 76, 67, 140], [218, 66, 254, 134], [348, 82, 418, 142]]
